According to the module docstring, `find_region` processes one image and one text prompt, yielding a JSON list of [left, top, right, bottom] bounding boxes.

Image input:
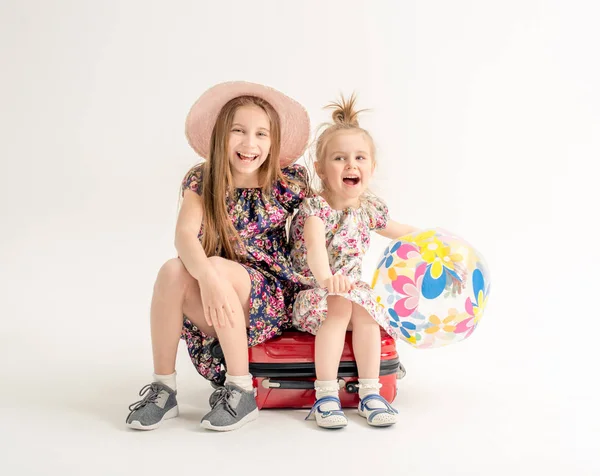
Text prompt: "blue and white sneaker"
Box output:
[[358, 394, 398, 427], [306, 396, 348, 429]]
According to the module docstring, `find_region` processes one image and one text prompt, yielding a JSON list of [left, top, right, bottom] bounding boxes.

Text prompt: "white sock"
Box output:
[[358, 378, 386, 409], [315, 380, 340, 412], [153, 371, 177, 391], [225, 373, 254, 392]]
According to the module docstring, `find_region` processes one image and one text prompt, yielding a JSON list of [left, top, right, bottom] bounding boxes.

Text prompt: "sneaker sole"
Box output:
[[200, 408, 259, 432], [358, 408, 398, 427], [316, 421, 347, 430], [315, 414, 348, 430], [126, 405, 179, 431]]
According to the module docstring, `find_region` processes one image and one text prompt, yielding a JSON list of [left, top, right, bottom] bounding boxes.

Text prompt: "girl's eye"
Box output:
[[258, 132, 268, 137], [232, 128, 243, 133], [356, 156, 365, 161], [334, 156, 345, 161]]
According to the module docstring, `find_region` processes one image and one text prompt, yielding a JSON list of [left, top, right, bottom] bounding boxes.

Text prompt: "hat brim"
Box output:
[[185, 81, 310, 167]]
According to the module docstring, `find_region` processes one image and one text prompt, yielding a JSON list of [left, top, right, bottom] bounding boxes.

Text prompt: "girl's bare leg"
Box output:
[[150, 258, 207, 375], [151, 256, 251, 376], [314, 296, 353, 380], [189, 257, 251, 376], [349, 303, 381, 379]]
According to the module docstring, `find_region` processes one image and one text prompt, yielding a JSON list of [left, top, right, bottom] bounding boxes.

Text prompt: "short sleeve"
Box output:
[[362, 194, 389, 230], [274, 164, 312, 212], [181, 163, 204, 196], [297, 196, 331, 223]]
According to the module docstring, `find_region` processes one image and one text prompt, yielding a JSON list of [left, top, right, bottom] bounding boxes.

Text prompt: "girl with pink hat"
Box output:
[[126, 82, 311, 432]]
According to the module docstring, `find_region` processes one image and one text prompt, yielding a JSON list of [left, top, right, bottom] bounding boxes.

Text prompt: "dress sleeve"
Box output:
[[274, 164, 312, 212], [181, 163, 204, 196], [296, 196, 331, 223], [362, 194, 389, 231]]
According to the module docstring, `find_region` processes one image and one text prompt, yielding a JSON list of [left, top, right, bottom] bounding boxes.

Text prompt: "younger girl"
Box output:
[[290, 95, 417, 429], [126, 82, 310, 432]]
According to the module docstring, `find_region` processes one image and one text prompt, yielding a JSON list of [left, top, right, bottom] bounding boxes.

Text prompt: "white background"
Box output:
[[1, 0, 598, 474]]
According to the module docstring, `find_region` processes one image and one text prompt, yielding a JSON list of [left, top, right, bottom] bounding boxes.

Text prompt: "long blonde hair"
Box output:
[[184, 96, 284, 261], [313, 93, 376, 192]]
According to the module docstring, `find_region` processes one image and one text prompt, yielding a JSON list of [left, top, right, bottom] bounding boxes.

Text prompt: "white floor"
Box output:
[[2, 311, 597, 476]]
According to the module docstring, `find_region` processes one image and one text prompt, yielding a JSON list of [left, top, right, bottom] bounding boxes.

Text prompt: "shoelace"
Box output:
[[126, 383, 162, 422], [211, 386, 238, 417]]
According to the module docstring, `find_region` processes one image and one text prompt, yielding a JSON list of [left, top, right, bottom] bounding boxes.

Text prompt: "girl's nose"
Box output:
[[242, 134, 256, 148]]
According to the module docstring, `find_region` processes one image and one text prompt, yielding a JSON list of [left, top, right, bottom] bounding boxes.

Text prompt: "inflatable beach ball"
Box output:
[[372, 229, 490, 349]]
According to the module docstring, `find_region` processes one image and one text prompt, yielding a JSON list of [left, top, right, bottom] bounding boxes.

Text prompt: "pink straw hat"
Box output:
[[185, 81, 310, 167]]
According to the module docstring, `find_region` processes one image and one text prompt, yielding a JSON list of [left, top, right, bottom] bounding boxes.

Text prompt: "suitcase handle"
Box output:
[[261, 379, 314, 390], [260, 378, 351, 391]]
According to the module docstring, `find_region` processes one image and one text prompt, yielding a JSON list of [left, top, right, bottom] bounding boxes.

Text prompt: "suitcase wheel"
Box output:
[[397, 363, 407, 380], [209, 342, 224, 359]]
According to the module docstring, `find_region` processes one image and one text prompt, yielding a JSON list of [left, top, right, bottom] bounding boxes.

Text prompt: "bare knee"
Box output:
[[350, 304, 378, 328], [326, 296, 353, 323], [206, 256, 231, 273], [155, 258, 195, 294], [204, 256, 251, 327], [206, 255, 250, 295]]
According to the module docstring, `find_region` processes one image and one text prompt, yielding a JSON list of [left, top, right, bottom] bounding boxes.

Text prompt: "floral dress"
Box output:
[[290, 194, 393, 335], [180, 163, 308, 384]]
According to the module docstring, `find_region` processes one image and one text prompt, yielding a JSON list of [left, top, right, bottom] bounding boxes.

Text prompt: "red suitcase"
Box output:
[[248, 330, 404, 409]]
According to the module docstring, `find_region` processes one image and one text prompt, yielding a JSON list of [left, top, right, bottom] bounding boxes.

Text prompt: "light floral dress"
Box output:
[[290, 194, 392, 335]]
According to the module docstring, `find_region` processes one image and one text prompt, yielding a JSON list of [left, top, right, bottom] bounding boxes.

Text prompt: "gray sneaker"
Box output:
[[208, 383, 224, 408], [201, 383, 258, 431], [126, 382, 179, 430]]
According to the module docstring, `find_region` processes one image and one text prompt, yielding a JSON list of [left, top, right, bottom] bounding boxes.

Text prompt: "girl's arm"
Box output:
[[304, 216, 332, 286], [175, 190, 236, 327], [305, 216, 353, 294], [376, 219, 419, 240], [174, 190, 211, 281]]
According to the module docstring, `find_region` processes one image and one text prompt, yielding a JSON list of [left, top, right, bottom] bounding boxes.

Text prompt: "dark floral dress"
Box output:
[[180, 163, 308, 384]]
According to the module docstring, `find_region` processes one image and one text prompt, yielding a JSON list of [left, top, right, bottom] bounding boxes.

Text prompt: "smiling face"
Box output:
[[317, 129, 375, 209], [227, 104, 272, 187]]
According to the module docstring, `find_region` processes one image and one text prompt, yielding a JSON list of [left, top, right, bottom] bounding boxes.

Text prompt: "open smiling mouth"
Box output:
[[237, 152, 259, 162], [343, 175, 360, 186]]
